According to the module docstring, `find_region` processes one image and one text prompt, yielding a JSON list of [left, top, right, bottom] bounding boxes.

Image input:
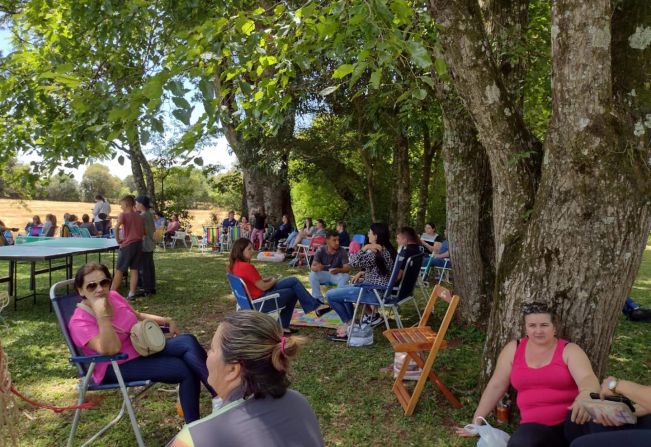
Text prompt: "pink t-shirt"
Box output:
[[510, 337, 578, 426], [117, 211, 144, 248], [68, 291, 141, 384]]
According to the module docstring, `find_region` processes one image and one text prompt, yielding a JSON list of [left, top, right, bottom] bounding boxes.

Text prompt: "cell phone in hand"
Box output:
[[589, 393, 635, 412]]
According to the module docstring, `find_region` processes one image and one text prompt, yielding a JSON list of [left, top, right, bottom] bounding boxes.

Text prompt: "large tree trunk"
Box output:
[[126, 130, 156, 206], [359, 148, 378, 222], [415, 124, 439, 231], [431, 0, 651, 384], [391, 127, 411, 229], [480, 0, 529, 109], [430, 0, 541, 264], [435, 82, 495, 327]]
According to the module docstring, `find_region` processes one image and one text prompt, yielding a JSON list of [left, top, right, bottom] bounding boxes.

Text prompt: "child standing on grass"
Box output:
[[111, 195, 145, 299], [135, 195, 156, 296]]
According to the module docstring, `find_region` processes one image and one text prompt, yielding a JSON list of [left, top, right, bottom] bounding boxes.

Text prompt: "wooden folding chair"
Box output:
[[383, 284, 461, 415]]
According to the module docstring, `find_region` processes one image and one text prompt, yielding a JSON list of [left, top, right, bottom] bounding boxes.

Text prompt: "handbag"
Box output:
[[348, 323, 374, 347], [393, 352, 422, 380], [77, 302, 166, 357]]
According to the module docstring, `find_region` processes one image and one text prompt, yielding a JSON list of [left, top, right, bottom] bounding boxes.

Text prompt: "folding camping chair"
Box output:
[[419, 256, 451, 299], [50, 279, 158, 447], [343, 251, 424, 340], [383, 284, 461, 415], [189, 233, 208, 254], [171, 231, 188, 248], [226, 273, 284, 322], [153, 228, 165, 251], [295, 236, 325, 268], [203, 226, 219, 251]]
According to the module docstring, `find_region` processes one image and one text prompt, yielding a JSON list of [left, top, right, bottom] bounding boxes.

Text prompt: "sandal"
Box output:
[[327, 332, 348, 342], [314, 305, 332, 318]]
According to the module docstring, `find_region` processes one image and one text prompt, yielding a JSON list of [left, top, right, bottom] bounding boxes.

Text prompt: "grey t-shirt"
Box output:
[[141, 210, 155, 252], [314, 246, 349, 269], [178, 388, 324, 447]]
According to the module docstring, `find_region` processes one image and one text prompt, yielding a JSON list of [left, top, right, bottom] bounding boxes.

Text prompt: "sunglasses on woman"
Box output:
[[85, 278, 111, 292]]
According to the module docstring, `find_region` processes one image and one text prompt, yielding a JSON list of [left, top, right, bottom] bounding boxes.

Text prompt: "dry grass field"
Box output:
[[0, 198, 227, 233]]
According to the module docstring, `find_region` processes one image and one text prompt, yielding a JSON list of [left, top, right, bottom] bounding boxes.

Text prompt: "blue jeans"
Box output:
[[325, 285, 379, 324], [285, 231, 298, 248], [102, 334, 215, 423], [308, 270, 350, 299], [423, 256, 450, 268], [257, 277, 321, 328]]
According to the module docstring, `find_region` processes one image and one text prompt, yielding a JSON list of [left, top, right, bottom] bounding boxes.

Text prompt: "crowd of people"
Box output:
[[4, 204, 647, 447]]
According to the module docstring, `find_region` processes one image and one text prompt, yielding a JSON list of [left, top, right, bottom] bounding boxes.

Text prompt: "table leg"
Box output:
[[10, 260, 16, 310]]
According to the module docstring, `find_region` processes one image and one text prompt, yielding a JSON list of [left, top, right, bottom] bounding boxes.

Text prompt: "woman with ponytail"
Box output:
[[171, 311, 324, 447]]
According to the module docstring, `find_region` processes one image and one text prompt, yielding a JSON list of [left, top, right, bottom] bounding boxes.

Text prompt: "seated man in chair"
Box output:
[[309, 230, 351, 303]]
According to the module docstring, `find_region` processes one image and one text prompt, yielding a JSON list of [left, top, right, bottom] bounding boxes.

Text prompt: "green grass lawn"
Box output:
[[1, 241, 650, 446]]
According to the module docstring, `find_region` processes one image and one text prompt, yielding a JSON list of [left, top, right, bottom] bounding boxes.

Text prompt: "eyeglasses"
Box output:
[[85, 278, 111, 292]]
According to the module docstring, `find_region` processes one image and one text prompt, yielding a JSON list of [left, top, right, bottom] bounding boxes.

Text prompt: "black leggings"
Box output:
[[570, 415, 651, 447], [508, 411, 588, 447]]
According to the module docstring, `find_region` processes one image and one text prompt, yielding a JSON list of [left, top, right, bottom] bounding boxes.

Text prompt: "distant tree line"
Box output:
[[0, 160, 242, 213]]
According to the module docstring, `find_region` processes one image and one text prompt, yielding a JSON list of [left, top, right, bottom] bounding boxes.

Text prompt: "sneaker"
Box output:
[[361, 313, 383, 327]]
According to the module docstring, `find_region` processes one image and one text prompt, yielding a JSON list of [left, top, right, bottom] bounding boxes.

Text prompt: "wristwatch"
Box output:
[[607, 378, 619, 394]]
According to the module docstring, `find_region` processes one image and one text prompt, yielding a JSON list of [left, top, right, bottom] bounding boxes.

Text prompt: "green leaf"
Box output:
[[370, 69, 382, 89], [172, 109, 191, 126], [301, 3, 316, 18], [173, 96, 191, 109], [319, 85, 339, 96], [118, 155, 125, 165], [413, 88, 427, 100], [198, 78, 215, 100], [434, 58, 448, 77], [240, 19, 255, 36], [168, 80, 185, 97], [142, 77, 164, 100], [254, 90, 264, 101], [407, 41, 432, 69], [194, 156, 204, 166], [332, 64, 354, 79]]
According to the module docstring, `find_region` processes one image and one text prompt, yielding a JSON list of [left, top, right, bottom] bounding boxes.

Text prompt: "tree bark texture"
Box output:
[[480, 0, 529, 108], [126, 131, 156, 207], [430, 0, 541, 264], [359, 148, 378, 222], [415, 124, 440, 231], [431, 0, 651, 383], [390, 127, 411, 229], [435, 81, 495, 327]]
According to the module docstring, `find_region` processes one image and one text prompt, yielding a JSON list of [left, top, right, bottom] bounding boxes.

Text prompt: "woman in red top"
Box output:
[[229, 238, 330, 334], [456, 303, 599, 446]]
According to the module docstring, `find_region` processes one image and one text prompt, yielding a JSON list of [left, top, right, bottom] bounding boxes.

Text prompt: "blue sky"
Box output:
[[0, 27, 235, 180]]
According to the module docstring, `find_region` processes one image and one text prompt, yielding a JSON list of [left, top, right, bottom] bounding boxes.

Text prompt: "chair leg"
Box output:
[[407, 351, 462, 410], [109, 361, 146, 447], [68, 364, 95, 447]]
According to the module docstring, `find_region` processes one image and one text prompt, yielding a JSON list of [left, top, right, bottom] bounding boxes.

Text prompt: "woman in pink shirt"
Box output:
[[456, 303, 600, 446], [68, 262, 216, 423]]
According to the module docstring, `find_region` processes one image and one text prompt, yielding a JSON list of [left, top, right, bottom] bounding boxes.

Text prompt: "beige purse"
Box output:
[[77, 302, 166, 357]]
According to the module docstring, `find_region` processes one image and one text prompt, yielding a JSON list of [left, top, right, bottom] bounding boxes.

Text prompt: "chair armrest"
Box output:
[[251, 293, 281, 306], [70, 353, 129, 363], [354, 283, 388, 290]]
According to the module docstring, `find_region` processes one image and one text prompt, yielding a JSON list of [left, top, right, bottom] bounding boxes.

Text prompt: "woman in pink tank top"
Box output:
[[456, 302, 600, 447]]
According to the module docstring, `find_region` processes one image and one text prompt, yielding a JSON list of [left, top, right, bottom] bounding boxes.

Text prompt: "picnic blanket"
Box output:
[[291, 308, 342, 328]]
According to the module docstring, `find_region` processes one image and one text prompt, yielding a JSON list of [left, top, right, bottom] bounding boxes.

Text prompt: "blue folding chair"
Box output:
[[226, 273, 284, 322], [50, 279, 156, 447], [344, 250, 424, 343]]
